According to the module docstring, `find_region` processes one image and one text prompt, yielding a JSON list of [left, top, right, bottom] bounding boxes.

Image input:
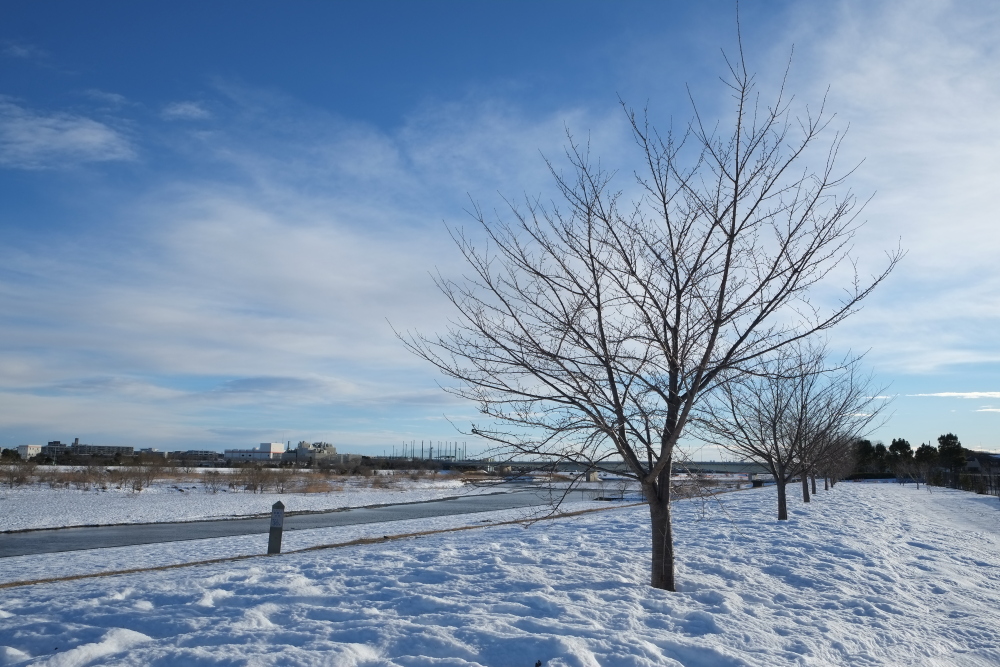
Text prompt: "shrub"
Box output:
[[1, 461, 34, 488], [202, 470, 224, 493]]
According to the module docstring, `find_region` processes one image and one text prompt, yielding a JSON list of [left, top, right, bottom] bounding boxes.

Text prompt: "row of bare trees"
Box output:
[[696, 342, 887, 520], [401, 44, 900, 591], [0, 463, 162, 492]]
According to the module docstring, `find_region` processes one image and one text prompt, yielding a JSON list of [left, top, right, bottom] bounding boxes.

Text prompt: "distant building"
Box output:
[[17, 444, 42, 459], [224, 442, 286, 462], [138, 448, 168, 459], [966, 450, 1000, 472], [38, 439, 133, 459], [71, 444, 135, 457], [169, 450, 224, 463], [40, 442, 70, 459], [281, 441, 338, 464]]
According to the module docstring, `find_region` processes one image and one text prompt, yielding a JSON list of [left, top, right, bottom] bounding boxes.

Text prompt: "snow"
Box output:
[[0, 503, 613, 587], [34, 629, 151, 667], [0, 475, 497, 532], [2, 483, 1000, 665]]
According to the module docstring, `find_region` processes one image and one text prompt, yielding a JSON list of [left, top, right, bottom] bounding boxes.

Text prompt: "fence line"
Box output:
[[925, 471, 1000, 498]]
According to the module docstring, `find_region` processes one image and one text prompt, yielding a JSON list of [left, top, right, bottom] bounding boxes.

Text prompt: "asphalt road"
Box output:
[[0, 488, 597, 558]]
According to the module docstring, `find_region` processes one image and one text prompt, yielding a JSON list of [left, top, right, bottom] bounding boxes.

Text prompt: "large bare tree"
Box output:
[[400, 52, 900, 591]]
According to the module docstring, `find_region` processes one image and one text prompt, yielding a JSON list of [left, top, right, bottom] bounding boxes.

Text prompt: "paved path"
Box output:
[[0, 489, 597, 558]]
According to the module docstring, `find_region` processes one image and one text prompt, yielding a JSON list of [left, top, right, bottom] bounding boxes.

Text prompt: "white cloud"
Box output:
[[909, 392, 1000, 399], [84, 89, 130, 108], [6, 2, 1000, 447], [777, 0, 1000, 373], [0, 98, 134, 168], [161, 101, 211, 120], [0, 89, 629, 448], [1, 40, 48, 63], [47, 377, 186, 401]]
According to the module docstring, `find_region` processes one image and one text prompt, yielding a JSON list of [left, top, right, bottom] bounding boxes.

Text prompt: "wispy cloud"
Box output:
[[4, 1, 1000, 449], [207, 427, 285, 439], [213, 376, 328, 395], [781, 0, 1000, 373], [84, 89, 130, 108], [1, 40, 48, 64], [909, 392, 1000, 399], [0, 88, 626, 448], [44, 377, 186, 401], [162, 101, 211, 120], [0, 98, 134, 168]]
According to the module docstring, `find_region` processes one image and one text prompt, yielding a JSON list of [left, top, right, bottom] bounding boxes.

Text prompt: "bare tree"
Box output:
[[697, 343, 887, 520], [1, 460, 34, 488], [819, 433, 857, 489], [202, 469, 225, 493], [811, 429, 856, 490], [400, 50, 900, 591]]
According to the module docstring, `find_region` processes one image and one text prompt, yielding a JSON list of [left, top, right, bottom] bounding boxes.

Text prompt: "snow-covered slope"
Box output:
[[2, 483, 998, 666]]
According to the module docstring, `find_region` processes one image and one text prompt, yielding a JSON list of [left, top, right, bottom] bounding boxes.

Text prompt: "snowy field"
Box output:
[[2, 482, 999, 666], [0, 474, 498, 532]]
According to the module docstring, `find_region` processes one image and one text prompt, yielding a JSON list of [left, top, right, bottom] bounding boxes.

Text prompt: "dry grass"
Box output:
[[369, 475, 395, 489], [291, 478, 345, 494]]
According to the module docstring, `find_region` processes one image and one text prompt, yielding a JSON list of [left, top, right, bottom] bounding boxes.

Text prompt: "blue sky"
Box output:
[[1, 0, 998, 455]]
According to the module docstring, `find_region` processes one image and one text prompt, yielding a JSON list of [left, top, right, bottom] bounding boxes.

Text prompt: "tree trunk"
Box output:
[[801, 474, 810, 503], [824, 476, 829, 491], [811, 474, 817, 495], [646, 473, 675, 591], [777, 477, 788, 520]]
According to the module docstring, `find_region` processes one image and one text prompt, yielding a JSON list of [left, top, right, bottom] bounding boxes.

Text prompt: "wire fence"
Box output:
[[926, 471, 1000, 498]]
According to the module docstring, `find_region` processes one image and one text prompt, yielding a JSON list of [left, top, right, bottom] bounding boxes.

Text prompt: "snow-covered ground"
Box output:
[[0, 475, 499, 532], [0, 501, 616, 587], [3, 483, 1000, 666]]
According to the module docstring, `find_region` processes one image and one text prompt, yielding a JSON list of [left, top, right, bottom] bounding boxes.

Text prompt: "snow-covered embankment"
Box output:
[[2, 483, 999, 665]]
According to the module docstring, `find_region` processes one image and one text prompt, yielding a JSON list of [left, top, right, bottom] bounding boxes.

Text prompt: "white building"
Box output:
[[282, 441, 337, 464], [17, 444, 42, 459], [223, 442, 286, 462]]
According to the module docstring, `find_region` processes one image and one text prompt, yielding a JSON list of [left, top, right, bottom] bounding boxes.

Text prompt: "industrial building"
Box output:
[[223, 442, 286, 462]]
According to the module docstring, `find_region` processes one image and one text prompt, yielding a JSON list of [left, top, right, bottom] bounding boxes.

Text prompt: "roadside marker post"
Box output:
[[268, 501, 284, 554]]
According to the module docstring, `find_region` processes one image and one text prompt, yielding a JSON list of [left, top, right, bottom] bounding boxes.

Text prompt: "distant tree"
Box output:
[[913, 443, 939, 486], [697, 344, 886, 520], [818, 432, 857, 488], [0, 448, 21, 461], [202, 469, 224, 494], [854, 440, 875, 472], [872, 442, 888, 473], [914, 443, 938, 465], [888, 438, 913, 461], [936, 433, 965, 487], [888, 438, 914, 484], [1, 459, 34, 488]]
